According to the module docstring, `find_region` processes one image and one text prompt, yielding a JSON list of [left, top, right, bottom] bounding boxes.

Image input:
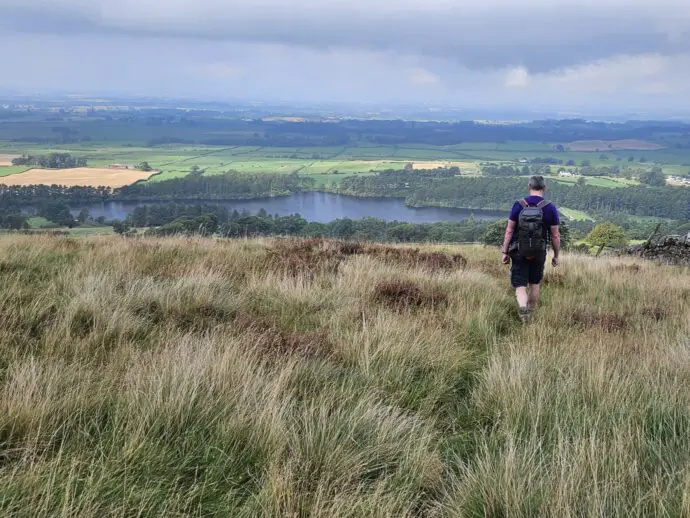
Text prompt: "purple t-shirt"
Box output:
[[509, 196, 560, 226], [509, 196, 560, 244]]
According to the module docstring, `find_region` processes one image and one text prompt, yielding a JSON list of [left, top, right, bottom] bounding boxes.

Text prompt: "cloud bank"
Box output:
[[2, 0, 690, 113]]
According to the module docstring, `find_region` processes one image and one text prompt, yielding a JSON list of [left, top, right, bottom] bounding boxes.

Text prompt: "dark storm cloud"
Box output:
[[1, 0, 688, 72]]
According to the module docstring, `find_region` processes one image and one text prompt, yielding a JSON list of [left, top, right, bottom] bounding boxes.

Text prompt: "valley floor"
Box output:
[[0, 235, 688, 516]]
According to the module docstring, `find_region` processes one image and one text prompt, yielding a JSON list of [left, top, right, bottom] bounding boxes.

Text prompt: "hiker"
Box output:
[[500, 175, 561, 323]]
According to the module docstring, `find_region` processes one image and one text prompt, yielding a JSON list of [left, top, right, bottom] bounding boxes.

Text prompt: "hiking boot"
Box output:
[[519, 306, 532, 324]]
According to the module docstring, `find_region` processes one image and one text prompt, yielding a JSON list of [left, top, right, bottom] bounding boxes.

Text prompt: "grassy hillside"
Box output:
[[0, 235, 688, 516]]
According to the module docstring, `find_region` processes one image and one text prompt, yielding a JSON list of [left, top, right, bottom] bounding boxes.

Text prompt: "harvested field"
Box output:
[[567, 139, 664, 152], [0, 167, 154, 187], [0, 154, 21, 166], [413, 161, 478, 173]]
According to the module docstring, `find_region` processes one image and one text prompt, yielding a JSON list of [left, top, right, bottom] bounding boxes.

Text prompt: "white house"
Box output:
[[559, 170, 575, 177]]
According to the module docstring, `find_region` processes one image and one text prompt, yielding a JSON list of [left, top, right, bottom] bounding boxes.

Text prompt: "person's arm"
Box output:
[[549, 204, 561, 265], [501, 220, 517, 263], [501, 220, 516, 254], [550, 225, 561, 265], [501, 202, 521, 263]]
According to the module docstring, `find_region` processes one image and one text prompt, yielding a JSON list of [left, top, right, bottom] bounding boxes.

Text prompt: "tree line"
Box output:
[[333, 171, 690, 220], [117, 203, 495, 243], [0, 185, 112, 207], [4, 168, 686, 221], [0, 171, 308, 205], [12, 153, 87, 168], [117, 171, 314, 200], [99, 201, 689, 246], [0, 209, 29, 230], [4, 168, 687, 238], [8, 109, 690, 148], [481, 163, 672, 185]]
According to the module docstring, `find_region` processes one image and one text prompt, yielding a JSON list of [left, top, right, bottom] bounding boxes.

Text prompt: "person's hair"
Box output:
[[528, 175, 546, 191]]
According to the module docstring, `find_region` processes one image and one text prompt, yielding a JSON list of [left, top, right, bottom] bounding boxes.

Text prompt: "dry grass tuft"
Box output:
[[373, 280, 448, 310], [366, 245, 467, 271], [266, 238, 344, 278], [234, 311, 336, 361], [641, 304, 670, 322], [0, 235, 687, 516], [254, 329, 335, 361], [569, 307, 630, 332], [611, 263, 642, 273], [267, 238, 467, 278], [471, 256, 509, 280], [542, 271, 566, 286]]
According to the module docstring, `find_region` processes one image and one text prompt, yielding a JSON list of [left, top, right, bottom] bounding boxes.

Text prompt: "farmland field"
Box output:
[[551, 175, 638, 188], [0, 140, 683, 188], [1, 112, 690, 189], [567, 139, 665, 152], [0, 167, 154, 187], [559, 207, 595, 221], [412, 160, 480, 173], [0, 166, 30, 177], [0, 154, 21, 166]]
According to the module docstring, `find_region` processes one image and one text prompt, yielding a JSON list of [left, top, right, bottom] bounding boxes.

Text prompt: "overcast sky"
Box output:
[[2, 0, 690, 115]]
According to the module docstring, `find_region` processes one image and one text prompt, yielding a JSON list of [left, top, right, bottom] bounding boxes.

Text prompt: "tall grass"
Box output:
[[0, 235, 687, 516]]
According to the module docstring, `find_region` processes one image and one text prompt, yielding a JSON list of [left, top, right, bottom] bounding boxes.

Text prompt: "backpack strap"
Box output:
[[536, 200, 551, 209], [518, 199, 528, 208]]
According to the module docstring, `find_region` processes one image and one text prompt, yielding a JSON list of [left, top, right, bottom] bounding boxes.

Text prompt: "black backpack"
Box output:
[[516, 199, 551, 257]]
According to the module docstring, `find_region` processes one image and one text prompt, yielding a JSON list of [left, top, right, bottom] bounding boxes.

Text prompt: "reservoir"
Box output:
[[73, 192, 505, 224]]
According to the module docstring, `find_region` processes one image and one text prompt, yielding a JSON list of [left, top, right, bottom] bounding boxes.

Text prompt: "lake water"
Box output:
[[72, 193, 505, 224]]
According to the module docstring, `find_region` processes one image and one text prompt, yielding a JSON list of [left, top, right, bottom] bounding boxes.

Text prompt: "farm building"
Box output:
[[668, 176, 690, 186]]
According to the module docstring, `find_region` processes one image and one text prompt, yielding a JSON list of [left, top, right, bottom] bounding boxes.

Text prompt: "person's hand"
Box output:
[[552, 256, 559, 267], [502, 253, 510, 265]]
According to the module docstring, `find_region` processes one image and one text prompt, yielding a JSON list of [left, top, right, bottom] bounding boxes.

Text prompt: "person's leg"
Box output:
[[511, 254, 531, 322], [527, 283, 541, 310], [516, 287, 529, 307], [526, 253, 546, 313]]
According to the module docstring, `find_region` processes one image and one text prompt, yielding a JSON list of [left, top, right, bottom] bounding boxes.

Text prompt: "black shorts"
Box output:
[[510, 252, 546, 288]]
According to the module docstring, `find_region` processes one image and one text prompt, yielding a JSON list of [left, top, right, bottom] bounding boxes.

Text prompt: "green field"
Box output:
[[27, 217, 54, 229], [0, 166, 30, 177], [559, 208, 595, 221], [2, 129, 689, 188], [20, 220, 115, 235], [0, 144, 477, 183], [67, 226, 116, 236], [552, 175, 639, 188], [2, 142, 681, 186]]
